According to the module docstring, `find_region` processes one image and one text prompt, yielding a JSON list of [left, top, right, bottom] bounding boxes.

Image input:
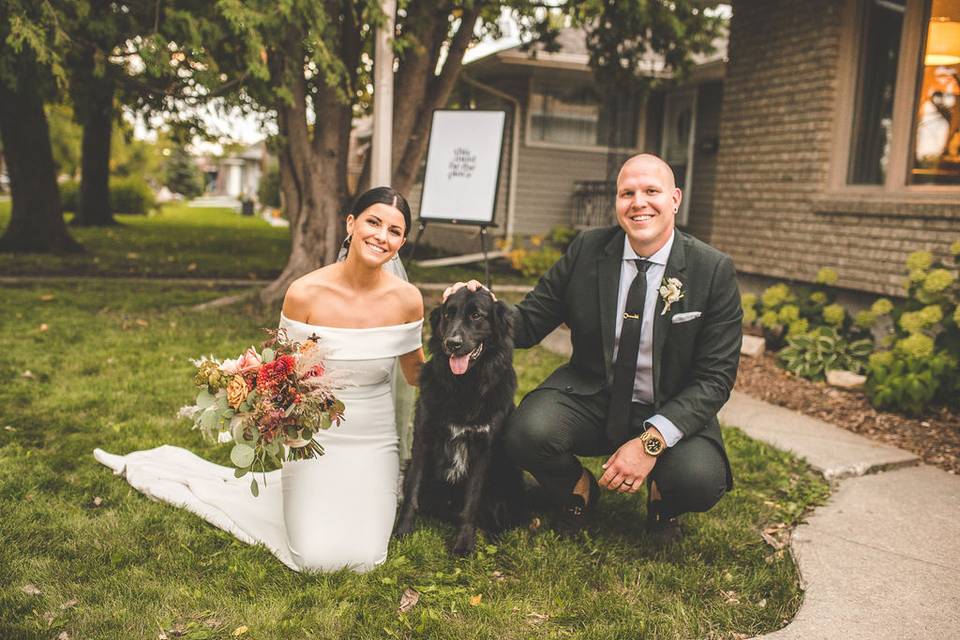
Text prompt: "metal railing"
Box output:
[[571, 180, 616, 229]]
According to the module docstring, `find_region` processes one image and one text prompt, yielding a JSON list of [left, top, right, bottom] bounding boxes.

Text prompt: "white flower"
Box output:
[[659, 277, 684, 315], [217, 430, 234, 443]]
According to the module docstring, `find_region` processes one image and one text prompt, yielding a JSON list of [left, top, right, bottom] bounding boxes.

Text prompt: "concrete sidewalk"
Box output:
[[540, 326, 960, 638]]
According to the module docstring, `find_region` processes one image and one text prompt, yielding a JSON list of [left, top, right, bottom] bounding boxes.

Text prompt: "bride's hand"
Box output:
[[442, 280, 495, 302]]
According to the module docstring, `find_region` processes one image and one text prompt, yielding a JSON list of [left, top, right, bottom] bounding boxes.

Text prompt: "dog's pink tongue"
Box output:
[[449, 354, 470, 375]]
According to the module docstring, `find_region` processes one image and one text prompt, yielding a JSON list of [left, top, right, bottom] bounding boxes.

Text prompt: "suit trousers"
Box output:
[[504, 388, 729, 520]]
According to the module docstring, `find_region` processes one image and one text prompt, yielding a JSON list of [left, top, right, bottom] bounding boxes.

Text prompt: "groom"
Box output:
[[450, 153, 742, 540]]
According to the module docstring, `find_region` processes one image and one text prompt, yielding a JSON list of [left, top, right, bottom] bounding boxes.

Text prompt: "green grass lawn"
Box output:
[[0, 201, 536, 286], [0, 281, 828, 639]]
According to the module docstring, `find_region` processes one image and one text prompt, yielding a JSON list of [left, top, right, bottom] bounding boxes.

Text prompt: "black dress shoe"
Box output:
[[646, 498, 682, 544], [556, 470, 600, 537]]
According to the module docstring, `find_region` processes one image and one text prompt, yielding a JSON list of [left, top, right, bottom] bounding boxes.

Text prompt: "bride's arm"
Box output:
[[399, 349, 425, 386]]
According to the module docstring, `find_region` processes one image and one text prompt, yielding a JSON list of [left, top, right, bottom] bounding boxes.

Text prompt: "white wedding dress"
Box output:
[[94, 314, 422, 573]]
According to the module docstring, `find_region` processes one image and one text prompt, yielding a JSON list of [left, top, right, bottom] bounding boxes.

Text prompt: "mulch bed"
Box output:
[[735, 352, 960, 475]]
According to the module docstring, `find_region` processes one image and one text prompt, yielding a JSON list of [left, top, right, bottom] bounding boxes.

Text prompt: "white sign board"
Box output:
[[419, 110, 506, 225]]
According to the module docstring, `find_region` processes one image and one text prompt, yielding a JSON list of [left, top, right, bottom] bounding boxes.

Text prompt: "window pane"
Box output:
[[848, 0, 905, 185], [530, 82, 638, 148], [910, 0, 960, 185]]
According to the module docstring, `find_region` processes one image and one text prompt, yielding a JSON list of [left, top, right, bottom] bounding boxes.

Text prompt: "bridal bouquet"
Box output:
[[178, 329, 347, 495]]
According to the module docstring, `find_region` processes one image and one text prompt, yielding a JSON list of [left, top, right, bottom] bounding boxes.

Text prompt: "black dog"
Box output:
[[394, 287, 525, 555]]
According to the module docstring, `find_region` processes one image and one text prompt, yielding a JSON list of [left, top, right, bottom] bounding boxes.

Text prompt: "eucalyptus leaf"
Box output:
[[199, 408, 219, 431], [234, 467, 248, 479], [230, 443, 256, 468], [262, 348, 275, 363], [216, 393, 230, 412], [196, 390, 216, 409], [250, 478, 260, 497]]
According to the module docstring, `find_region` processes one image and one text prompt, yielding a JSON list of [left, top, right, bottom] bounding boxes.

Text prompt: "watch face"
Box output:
[[644, 435, 663, 455]]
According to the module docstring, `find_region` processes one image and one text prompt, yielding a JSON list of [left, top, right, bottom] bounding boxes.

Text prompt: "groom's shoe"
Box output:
[[556, 470, 599, 537], [646, 497, 682, 544]]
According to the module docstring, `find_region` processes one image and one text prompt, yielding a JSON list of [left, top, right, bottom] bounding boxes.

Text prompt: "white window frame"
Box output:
[[828, 0, 960, 200], [524, 75, 644, 154]]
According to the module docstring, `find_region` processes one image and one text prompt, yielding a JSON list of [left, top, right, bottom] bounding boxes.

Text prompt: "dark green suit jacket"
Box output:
[[511, 226, 742, 474]]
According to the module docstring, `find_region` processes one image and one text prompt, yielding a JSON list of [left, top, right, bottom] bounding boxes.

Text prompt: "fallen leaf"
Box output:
[[60, 599, 79, 609], [92, 497, 103, 507], [21, 370, 34, 379], [187, 262, 198, 272], [135, 319, 149, 327], [526, 612, 549, 624], [39, 323, 49, 332], [758, 598, 767, 608], [720, 589, 740, 604], [232, 625, 248, 636], [760, 530, 784, 550], [491, 570, 505, 581], [22, 584, 41, 595], [166, 255, 176, 262], [398, 587, 420, 613], [469, 594, 482, 606], [58, 632, 71, 640], [3, 426, 16, 432], [528, 517, 542, 532], [126, 252, 140, 259], [43, 612, 56, 625], [39, 294, 55, 301]]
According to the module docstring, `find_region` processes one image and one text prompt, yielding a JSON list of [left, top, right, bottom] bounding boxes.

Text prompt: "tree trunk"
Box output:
[[74, 77, 116, 226], [0, 79, 82, 253]]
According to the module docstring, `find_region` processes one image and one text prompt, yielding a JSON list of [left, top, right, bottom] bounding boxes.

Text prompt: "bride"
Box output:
[[94, 187, 424, 573]]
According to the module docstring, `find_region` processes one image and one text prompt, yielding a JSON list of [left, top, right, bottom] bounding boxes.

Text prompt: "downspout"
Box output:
[[459, 72, 520, 251]]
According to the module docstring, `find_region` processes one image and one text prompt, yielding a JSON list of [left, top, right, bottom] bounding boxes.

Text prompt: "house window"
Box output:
[[844, 0, 960, 190], [529, 81, 639, 149], [848, 0, 905, 184], [910, 0, 960, 185]]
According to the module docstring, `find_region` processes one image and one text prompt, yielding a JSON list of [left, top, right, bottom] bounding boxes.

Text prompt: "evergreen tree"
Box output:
[[164, 146, 204, 199]]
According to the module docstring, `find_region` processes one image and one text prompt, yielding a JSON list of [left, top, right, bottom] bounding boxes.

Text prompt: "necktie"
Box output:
[[606, 259, 651, 443]]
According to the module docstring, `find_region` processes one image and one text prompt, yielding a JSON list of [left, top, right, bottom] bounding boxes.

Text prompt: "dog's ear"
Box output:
[[493, 300, 513, 340], [429, 304, 443, 335]]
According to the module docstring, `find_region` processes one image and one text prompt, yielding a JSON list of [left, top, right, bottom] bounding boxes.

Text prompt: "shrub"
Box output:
[[59, 179, 80, 212], [778, 326, 872, 381], [505, 226, 577, 279], [110, 176, 155, 214], [258, 165, 281, 209], [59, 177, 155, 214], [866, 351, 956, 416]]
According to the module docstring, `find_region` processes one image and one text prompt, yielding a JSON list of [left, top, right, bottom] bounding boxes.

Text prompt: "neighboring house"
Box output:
[[412, 27, 726, 255], [704, 0, 960, 296], [200, 140, 271, 200]]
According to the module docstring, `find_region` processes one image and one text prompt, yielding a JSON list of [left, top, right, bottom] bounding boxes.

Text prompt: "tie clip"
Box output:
[[623, 312, 640, 320]]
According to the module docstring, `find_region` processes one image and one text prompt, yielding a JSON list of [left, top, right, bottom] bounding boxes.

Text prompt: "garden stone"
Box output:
[[741, 335, 766, 358], [825, 369, 867, 390]]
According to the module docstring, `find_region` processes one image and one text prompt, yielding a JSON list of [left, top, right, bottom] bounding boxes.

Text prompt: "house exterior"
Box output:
[[413, 28, 726, 255], [705, 0, 960, 296], [198, 140, 270, 201]]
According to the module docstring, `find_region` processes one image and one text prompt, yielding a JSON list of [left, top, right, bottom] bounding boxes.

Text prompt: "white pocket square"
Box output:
[[671, 311, 702, 324]]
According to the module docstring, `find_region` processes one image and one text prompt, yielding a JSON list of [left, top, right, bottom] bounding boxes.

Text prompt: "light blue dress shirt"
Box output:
[[612, 230, 684, 447]]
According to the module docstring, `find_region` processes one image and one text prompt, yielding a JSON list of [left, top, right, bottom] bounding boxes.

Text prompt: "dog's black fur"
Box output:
[[394, 287, 525, 555]]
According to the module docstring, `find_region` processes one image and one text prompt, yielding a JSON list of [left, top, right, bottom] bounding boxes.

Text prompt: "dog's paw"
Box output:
[[452, 528, 476, 556]]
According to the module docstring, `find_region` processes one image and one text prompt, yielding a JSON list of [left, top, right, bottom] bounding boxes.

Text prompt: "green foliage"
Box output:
[[46, 103, 82, 177], [109, 176, 155, 214], [257, 164, 281, 209], [778, 327, 872, 381], [867, 351, 957, 416], [505, 227, 577, 279], [58, 177, 155, 214], [163, 145, 204, 199]]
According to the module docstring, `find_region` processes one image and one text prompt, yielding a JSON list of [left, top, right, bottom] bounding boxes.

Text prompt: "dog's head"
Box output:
[[429, 287, 512, 376]]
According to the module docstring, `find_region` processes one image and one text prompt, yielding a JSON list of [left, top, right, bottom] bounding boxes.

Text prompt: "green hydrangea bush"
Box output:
[[865, 246, 960, 415], [742, 268, 845, 349]]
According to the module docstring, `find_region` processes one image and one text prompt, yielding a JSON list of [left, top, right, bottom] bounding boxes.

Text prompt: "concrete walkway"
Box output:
[[541, 326, 960, 638]]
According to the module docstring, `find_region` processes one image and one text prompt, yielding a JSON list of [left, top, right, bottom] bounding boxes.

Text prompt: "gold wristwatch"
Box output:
[[638, 428, 666, 457]]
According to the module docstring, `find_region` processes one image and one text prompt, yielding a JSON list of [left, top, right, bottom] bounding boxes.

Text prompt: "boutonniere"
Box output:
[[659, 277, 684, 316]]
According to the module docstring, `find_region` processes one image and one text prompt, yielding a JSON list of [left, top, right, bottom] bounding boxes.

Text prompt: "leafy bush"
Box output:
[[164, 145, 204, 199], [110, 176, 155, 214], [59, 179, 80, 212], [505, 226, 578, 278], [778, 327, 872, 381], [59, 177, 155, 214], [258, 164, 281, 209], [866, 350, 956, 416]]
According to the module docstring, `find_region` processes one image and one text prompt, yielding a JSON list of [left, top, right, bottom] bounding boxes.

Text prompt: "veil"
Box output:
[[337, 239, 417, 463]]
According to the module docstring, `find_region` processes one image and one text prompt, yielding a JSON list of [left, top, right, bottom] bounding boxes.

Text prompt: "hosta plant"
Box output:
[[778, 327, 873, 382]]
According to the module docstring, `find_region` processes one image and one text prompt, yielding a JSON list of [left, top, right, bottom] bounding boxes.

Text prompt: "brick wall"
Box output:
[[712, 0, 960, 296]]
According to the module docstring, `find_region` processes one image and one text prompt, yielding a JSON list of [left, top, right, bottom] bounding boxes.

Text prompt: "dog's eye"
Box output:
[[470, 311, 482, 320]]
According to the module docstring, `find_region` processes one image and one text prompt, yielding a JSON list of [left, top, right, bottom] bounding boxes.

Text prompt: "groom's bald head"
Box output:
[[617, 154, 677, 190]]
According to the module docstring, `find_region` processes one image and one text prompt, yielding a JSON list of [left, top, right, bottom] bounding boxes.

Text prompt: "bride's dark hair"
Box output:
[[348, 186, 412, 237]]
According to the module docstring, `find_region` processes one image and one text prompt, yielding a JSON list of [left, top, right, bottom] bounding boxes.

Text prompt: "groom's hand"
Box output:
[[442, 280, 496, 302], [599, 439, 656, 494]]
